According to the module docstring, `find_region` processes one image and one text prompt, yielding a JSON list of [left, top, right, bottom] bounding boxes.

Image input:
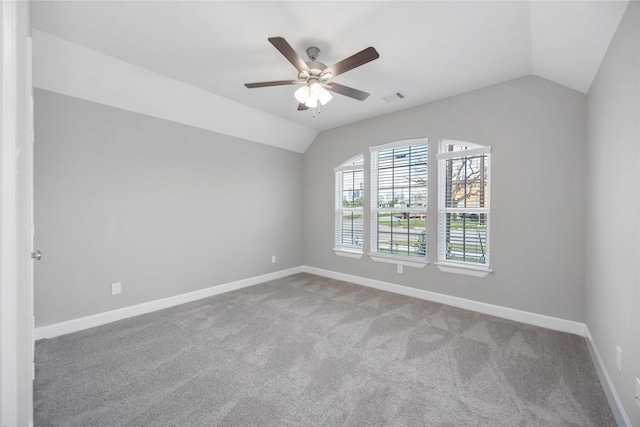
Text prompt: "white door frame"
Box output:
[[1, 1, 33, 426]]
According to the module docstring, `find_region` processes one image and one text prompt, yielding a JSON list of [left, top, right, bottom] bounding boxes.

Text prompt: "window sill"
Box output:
[[333, 248, 363, 259], [368, 253, 428, 268], [435, 262, 492, 277]]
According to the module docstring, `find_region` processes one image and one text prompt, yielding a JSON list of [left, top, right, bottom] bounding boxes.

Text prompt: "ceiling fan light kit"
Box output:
[[245, 37, 379, 116], [294, 81, 332, 108]]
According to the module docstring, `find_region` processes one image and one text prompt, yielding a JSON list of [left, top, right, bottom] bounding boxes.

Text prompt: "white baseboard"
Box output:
[[302, 265, 586, 336], [35, 264, 586, 340], [584, 326, 631, 427], [304, 266, 632, 424], [34, 264, 628, 424], [33, 266, 304, 340]]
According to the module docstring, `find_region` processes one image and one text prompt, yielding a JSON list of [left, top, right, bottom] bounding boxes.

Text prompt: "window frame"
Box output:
[[333, 154, 364, 258], [436, 139, 492, 277], [369, 138, 428, 268]]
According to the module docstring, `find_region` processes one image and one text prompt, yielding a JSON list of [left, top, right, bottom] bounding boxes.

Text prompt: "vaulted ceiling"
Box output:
[[31, 1, 629, 148]]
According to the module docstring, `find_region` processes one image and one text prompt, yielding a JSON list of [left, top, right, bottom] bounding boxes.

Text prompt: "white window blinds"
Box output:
[[370, 138, 428, 262]]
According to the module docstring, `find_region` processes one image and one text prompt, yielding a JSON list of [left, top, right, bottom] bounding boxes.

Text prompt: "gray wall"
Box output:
[[34, 89, 303, 327], [586, 2, 640, 425], [303, 76, 587, 322]]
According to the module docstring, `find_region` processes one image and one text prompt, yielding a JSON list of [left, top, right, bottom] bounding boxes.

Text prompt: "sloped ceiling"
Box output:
[[31, 1, 629, 152]]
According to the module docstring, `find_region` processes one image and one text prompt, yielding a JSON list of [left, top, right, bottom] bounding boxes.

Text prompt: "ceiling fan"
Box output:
[[244, 37, 379, 112]]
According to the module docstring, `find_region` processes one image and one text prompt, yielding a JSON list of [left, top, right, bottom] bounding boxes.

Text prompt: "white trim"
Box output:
[[583, 326, 631, 427], [31, 264, 628, 425], [439, 139, 485, 151], [368, 254, 427, 268], [1, 1, 19, 424], [369, 136, 428, 152], [437, 141, 491, 270], [33, 266, 303, 340], [436, 146, 492, 160], [35, 264, 587, 340], [334, 160, 364, 251], [338, 208, 362, 214], [334, 164, 364, 173], [435, 262, 492, 277], [333, 248, 363, 259], [334, 165, 353, 173], [375, 206, 427, 214], [302, 266, 585, 336], [370, 139, 428, 261], [443, 208, 489, 214]]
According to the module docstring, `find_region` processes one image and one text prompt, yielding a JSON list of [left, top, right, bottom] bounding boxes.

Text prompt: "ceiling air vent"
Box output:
[[383, 91, 407, 103]]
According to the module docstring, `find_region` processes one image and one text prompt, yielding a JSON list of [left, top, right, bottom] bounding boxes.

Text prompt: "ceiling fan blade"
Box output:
[[244, 80, 300, 88], [325, 83, 370, 101], [268, 37, 310, 72], [297, 103, 309, 111], [324, 47, 379, 78]]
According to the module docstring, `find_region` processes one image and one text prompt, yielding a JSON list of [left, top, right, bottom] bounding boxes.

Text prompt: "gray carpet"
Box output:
[[34, 273, 615, 426]]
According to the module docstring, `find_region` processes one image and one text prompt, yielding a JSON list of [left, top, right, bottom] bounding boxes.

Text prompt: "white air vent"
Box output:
[[383, 91, 408, 103]]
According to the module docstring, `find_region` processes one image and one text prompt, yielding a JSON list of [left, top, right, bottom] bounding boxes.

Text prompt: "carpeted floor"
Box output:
[[34, 273, 615, 426]]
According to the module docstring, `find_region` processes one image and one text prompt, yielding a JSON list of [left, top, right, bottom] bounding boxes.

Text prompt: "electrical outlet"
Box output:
[[635, 378, 640, 409], [111, 282, 121, 295], [271, 255, 276, 263], [397, 264, 403, 274], [616, 346, 622, 372]]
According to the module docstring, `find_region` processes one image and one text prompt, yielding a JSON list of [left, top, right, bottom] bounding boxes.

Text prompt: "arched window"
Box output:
[[333, 154, 364, 258], [436, 139, 492, 276]]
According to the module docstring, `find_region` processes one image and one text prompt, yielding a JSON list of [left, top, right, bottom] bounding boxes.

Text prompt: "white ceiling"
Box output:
[[31, 1, 628, 133]]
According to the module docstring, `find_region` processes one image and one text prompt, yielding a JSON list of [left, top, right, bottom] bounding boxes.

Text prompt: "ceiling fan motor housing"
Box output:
[[301, 46, 329, 81]]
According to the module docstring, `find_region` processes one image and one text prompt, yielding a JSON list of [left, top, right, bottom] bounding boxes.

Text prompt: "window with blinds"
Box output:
[[437, 140, 491, 275], [369, 138, 427, 265], [334, 155, 364, 257]]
